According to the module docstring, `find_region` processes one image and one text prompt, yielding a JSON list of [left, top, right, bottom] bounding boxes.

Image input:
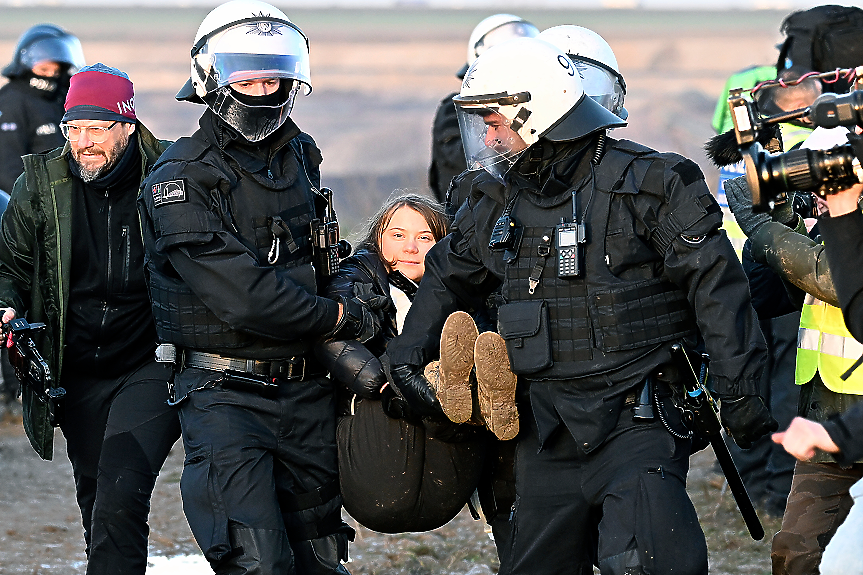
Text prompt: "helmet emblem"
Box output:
[[244, 15, 283, 36]]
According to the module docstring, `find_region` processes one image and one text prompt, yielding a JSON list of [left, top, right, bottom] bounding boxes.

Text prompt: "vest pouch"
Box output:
[[497, 301, 552, 375]]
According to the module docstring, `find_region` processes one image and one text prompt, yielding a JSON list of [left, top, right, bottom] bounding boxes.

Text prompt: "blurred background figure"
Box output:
[[0, 23, 84, 420], [0, 23, 85, 193], [428, 13, 538, 208]]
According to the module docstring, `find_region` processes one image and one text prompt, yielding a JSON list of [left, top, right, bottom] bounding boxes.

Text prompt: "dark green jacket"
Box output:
[[0, 123, 169, 459]]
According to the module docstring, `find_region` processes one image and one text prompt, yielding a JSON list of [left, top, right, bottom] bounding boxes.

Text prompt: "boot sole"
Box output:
[[438, 311, 478, 423], [474, 332, 519, 441]]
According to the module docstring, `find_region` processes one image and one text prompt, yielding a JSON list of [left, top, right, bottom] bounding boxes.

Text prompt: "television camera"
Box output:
[[725, 68, 863, 211]]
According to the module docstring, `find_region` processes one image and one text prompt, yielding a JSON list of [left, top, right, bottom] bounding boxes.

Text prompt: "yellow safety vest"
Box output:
[[779, 123, 813, 151], [796, 293, 863, 394]]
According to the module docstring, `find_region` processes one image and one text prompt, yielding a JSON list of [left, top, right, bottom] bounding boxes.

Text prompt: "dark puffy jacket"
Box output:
[[316, 249, 407, 399]]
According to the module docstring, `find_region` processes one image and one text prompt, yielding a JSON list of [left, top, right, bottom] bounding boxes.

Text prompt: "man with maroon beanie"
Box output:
[[0, 63, 180, 575]]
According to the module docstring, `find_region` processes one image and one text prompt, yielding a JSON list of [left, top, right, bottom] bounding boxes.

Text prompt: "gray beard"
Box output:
[[78, 164, 106, 182], [73, 136, 128, 183]]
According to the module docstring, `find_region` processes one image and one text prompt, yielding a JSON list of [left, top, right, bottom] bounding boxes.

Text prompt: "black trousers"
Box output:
[[501, 407, 708, 575], [175, 368, 352, 575], [60, 360, 181, 575]]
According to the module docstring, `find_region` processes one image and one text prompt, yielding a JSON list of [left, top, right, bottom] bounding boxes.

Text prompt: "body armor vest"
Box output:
[[146, 133, 320, 356], [497, 141, 697, 380]]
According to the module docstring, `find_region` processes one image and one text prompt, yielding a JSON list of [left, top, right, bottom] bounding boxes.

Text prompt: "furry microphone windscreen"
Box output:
[[704, 124, 780, 167]]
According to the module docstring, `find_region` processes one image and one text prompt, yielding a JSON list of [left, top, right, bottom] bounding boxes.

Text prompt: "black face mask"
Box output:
[[205, 81, 297, 143], [21, 69, 72, 100]]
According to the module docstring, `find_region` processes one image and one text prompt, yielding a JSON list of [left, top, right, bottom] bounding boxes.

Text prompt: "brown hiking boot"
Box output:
[[437, 311, 478, 423], [474, 331, 519, 441]]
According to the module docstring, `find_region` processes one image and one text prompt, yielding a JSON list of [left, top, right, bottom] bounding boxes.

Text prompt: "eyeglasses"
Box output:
[[60, 121, 119, 144]]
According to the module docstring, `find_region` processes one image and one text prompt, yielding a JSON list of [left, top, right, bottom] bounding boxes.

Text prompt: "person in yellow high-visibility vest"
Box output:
[[725, 146, 863, 575], [713, 67, 821, 520]]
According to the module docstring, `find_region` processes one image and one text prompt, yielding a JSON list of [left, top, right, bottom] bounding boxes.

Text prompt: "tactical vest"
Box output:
[[146, 133, 320, 355], [796, 293, 863, 394], [496, 140, 698, 380]]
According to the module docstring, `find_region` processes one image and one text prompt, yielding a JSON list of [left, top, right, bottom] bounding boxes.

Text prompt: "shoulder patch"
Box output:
[[671, 159, 704, 187], [152, 179, 187, 207]]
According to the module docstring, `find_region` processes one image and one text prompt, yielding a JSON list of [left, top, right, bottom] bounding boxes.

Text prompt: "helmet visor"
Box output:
[[572, 60, 625, 117], [211, 52, 310, 93], [455, 103, 528, 184], [22, 36, 85, 72], [200, 20, 311, 94]]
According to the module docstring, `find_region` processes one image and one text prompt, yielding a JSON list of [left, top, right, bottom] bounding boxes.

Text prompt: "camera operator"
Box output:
[[724, 123, 863, 575], [765, 179, 863, 575]]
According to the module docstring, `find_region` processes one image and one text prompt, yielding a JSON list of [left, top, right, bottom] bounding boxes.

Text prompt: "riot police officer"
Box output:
[[428, 14, 538, 206], [139, 2, 379, 573], [0, 23, 84, 194], [388, 37, 777, 575]]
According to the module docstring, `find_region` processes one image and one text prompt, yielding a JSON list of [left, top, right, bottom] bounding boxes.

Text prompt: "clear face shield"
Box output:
[[572, 59, 626, 119], [195, 18, 311, 92], [455, 102, 530, 184]]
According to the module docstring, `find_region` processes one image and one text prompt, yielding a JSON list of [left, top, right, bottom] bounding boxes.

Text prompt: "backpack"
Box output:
[[777, 5, 863, 92]]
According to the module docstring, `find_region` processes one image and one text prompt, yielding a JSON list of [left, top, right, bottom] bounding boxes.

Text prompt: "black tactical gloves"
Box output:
[[388, 363, 444, 418], [329, 295, 388, 343], [315, 339, 386, 399], [718, 394, 779, 449]]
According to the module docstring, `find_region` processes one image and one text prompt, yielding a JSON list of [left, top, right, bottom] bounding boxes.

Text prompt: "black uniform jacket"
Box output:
[[0, 78, 66, 193], [389, 136, 767, 451], [139, 111, 339, 358]]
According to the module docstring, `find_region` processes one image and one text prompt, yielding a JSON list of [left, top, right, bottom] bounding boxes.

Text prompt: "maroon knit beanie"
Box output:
[[63, 62, 136, 123]]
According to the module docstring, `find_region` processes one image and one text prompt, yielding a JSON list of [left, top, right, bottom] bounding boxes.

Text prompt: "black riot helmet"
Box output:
[[2, 24, 85, 79]]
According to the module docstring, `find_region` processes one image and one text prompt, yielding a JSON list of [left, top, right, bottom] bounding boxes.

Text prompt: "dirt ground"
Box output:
[[0, 6, 797, 574]]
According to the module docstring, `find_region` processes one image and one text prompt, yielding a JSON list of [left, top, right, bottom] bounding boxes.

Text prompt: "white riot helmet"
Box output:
[[457, 14, 539, 79], [177, 0, 311, 142], [454, 37, 626, 183], [539, 25, 627, 120]]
